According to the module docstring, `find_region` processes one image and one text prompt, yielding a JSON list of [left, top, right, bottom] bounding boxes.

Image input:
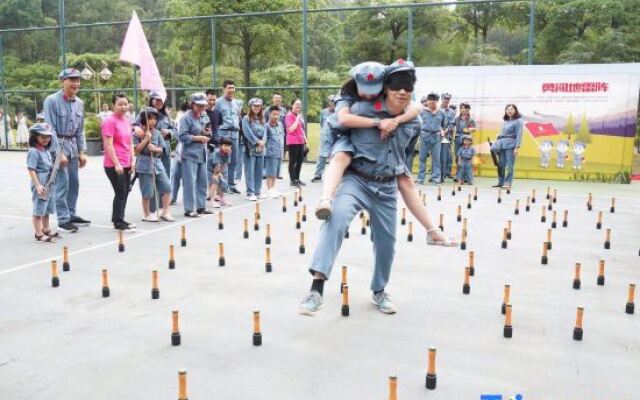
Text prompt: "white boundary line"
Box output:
[[0, 189, 298, 276], [0, 214, 148, 231]]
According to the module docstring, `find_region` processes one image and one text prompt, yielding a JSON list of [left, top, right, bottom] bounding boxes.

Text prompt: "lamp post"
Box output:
[[80, 62, 112, 114]]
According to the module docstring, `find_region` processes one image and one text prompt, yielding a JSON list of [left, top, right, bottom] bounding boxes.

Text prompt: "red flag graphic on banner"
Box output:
[[525, 122, 560, 137]]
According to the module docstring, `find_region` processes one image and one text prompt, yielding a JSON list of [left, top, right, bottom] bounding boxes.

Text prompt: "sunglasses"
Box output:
[[387, 82, 414, 92]]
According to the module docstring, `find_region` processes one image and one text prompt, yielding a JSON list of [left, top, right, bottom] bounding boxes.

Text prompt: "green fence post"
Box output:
[[407, 9, 413, 62], [528, 0, 536, 65], [211, 17, 217, 88], [0, 35, 9, 150], [59, 0, 67, 69]]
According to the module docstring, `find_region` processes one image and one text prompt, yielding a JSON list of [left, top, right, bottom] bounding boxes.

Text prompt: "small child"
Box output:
[[315, 60, 423, 220], [27, 123, 58, 242], [456, 135, 475, 184], [133, 108, 174, 222], [208, 137, 233, 208]]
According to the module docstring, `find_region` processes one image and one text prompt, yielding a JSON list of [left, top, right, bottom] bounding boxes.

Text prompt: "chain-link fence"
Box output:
[[1, 0, 539, 150]]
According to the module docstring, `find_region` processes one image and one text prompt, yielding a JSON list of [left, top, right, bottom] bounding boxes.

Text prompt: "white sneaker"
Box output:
[[246, 194, 258, 201], [270, 189, 282, 199], [372, 291, 397, 314], [142, 213, 159, 222], [257, 193, 268, 200], [211, 201, 221, 208]]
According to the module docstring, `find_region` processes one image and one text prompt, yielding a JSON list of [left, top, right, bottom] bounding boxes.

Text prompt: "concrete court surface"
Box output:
[[0, 151, 638, 400]]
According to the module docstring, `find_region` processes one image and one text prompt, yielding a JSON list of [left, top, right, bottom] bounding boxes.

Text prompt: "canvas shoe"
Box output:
[[372, 291, 397, 314], [298, 290, 323, 316]]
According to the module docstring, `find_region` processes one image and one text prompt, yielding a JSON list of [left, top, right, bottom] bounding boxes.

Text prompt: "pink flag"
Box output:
[[119, 10, 166, 101]]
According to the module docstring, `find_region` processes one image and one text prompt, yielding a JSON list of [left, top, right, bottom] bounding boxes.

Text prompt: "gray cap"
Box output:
[[349, 61, 385, 96], [441, 93, 452, 100], [149, 91, 164, 100], [58, 68, 81, 80], [29, 122, 53, 136], [248, 98, 263, 107], [190, 92, 207, 105], [385, 59, 416, 76]]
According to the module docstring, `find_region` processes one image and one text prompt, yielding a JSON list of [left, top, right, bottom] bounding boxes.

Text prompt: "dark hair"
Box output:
[[340, 78, 358, 99], [139, 110, 158, 126], [223, 79, 235, 88], [503, 104, 521, 120], [180, 101, 189, 112], [112, 92, 128, 105], [28, 131, 51, 149], [205, 89, 217, 96], [148, 97, 168, 116], [220, 137, 232, 146], [269, 107, 281, 116], [291, 98, 302, 108]]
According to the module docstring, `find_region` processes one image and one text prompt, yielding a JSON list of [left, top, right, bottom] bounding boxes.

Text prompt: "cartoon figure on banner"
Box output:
[[572, 141, 586, 170], [555, 140, 569, 168], [538, 140, 553, 168]]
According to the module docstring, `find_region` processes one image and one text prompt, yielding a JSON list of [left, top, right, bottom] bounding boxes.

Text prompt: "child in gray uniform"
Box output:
[[456, 135, 475, 184], [27, 123, 58, 242], [133, 108, 174, 222]]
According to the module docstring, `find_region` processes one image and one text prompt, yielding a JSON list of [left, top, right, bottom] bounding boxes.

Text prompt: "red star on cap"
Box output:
[[374, 101, 382, 111], [397, 59, 406, 64], [366, 72, 375, 81]]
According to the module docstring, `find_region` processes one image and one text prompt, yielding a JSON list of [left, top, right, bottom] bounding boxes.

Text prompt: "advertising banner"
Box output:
[[415, 63, 640, 183]]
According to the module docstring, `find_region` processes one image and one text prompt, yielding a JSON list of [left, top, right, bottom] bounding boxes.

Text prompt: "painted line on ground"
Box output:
[[0, 190, 299, 276]]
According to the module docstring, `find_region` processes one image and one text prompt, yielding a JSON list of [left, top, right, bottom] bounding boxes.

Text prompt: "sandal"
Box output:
[[426, 229, 457, 247], [35, 234, 56, 243], [43, 230, 61, 238]]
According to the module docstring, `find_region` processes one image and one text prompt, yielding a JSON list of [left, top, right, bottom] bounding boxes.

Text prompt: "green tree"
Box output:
[[576, 112, 592, 144], [565, 112, 576, 139]]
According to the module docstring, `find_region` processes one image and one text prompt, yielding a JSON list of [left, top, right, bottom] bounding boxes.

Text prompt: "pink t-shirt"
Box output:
[[284, 112, 307, 145], [101, 114, 132, 168]]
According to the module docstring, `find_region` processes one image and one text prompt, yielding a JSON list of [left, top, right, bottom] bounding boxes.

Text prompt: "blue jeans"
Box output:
[[182, 159, 207, 213], [309, 173, 397, 292], [497, 149, 516, 186], [452, 140, 462, 176], [170, 158, 182, 203], [235, 147, 244, 182], [222, 133, 240, 188], [458, 161, 473, 183], [55, 156, 79, 225], [440, 142, 451, 179], [417, 135, 441, 183], [244, 154, 264, 196], [314, 156, 328, 178]]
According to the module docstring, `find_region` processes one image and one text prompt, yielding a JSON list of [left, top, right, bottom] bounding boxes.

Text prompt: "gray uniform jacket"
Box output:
[[241, 116, 266, 156], [215, 97, 241, 137], [495, 118, 524, 150], [178, 110, 210, 163], [264, 122, 285, 158], [43, 90, 85, 158], [419, 108, 447, 137], [133, 129, 167, 174], [345, 98, 421, 178]]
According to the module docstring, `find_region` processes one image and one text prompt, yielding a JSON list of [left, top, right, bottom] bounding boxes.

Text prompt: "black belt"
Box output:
[[348, 167, 395, 183], [498, 136, 516, 140]]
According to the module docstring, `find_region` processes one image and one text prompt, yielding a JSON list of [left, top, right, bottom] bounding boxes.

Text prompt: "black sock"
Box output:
[[311, 279, 325, 296], [374, 289, 384, 295]]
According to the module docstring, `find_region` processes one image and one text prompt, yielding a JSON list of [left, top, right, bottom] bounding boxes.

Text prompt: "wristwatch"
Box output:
[[372, 117, 381, 128]]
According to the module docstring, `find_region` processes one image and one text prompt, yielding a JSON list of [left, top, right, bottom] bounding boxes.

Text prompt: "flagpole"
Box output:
[[133, 66, 138, 114]]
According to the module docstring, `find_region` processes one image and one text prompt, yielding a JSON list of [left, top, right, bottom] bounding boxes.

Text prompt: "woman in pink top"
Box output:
[[284, 98, 307, 186], [102, 93, 135, 231]]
